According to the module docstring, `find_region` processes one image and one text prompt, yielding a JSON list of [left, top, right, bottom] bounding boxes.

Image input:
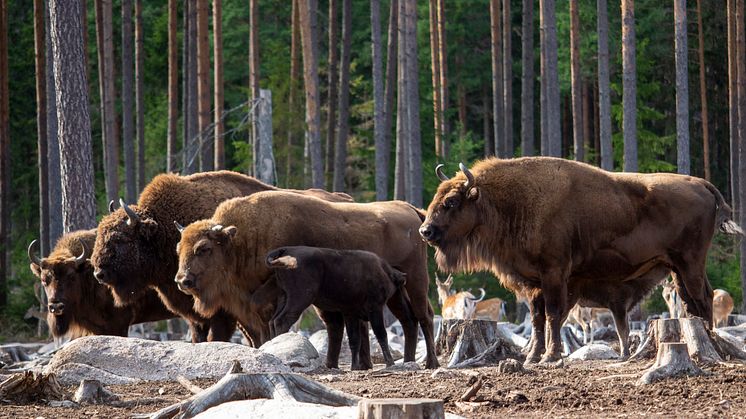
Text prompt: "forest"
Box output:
[[0, 0, 744, 338]]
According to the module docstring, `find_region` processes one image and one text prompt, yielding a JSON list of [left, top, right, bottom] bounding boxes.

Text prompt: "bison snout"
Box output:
[[419, 224, 439, 242], [176, 272, 197, 291], [48, 302, 65, 315]]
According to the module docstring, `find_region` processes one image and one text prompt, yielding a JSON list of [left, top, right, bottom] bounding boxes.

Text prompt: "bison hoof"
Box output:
[[539, 353, 564, 367]]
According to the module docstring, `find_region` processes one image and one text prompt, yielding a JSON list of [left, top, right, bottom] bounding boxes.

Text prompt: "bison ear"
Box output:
[[30, 263, 42, 278], [467, 186, 479, 200], [223, 225, 237, 239]]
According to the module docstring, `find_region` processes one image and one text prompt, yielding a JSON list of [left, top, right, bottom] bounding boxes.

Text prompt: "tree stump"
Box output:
[[436, 319, 523, 367], [637, 342, 703, 385], [0, 371, 66, 404], [629, 317, 746, 365], [73, 379, 119, 404], [357, 398, 444, 419]]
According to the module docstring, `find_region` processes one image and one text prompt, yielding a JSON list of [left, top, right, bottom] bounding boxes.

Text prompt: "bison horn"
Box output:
[[174, 221, 185, 234], [459, 162, 475, 189], [435, 164, 449, 182], [108, 200, 116, 213], [120, 198, 140, 226], [74, 239, 88, 267], [28, 240, 42, 266]]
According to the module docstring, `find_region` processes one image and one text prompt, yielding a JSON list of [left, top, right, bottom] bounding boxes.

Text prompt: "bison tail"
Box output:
[[702, 181, 743, 236], [390, 269, 407, 288], [266, 248, 298, 269]]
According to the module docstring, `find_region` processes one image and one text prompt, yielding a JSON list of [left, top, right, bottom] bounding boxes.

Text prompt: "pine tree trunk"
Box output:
[[49, 0, 97, 232], [381, 0, 398, 201], [394, 0, 407, 201], [287, 0, 300, 187], [167, 0, 178, 173], [503, 0, 513, 157], [728, 0, 739, 214], [539, 0, 547, 155], [122, 0, 136, 203], [102, 0, 119, 202], [249, 0, 260, 177], [674, 0, 689, 175], [621, 0, 637, 172], [0, 0, 8, 309], [213, 0, 224, 170], [436, 0, 449, 157], [582, 81, 592, 162], [543, 0, 561, 157], [597, 0, 613, 170], [429, 0, 442, 159], [298, 0, 324, 188], [196, 0, 212, 172], [483, 84, 493, 156], [696, 0, 710, 181], [326, 0, 339, 187], [569, 0, 583, 162], [371, 0, 387, 200], [490, 0, 504, 157], [333, 0, 352, 192], [184, 0, 198, 175], [45, 2, 62, 246], [520, 0, 534, 157], [404, 0, 422, 207], [736, 0, 746, 314], [135, 0, 144, 189]]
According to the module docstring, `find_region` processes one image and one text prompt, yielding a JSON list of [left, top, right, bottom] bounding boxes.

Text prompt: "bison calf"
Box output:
[[265, 246, 414, 370]]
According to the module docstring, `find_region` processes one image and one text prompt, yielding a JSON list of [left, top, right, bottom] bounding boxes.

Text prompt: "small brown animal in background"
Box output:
[[434, 274, 484, 319], [473, 298, 506, 322], [662, 279, 685, 319], [566, 304, 611, 345], [713, 289, 734, 328]]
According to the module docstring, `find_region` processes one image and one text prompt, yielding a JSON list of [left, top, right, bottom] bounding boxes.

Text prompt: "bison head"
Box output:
[[175, 221, 237, 317], [28, 239, 89, 337], [90, 199, 160, 306], [420, 163, 483, 272]]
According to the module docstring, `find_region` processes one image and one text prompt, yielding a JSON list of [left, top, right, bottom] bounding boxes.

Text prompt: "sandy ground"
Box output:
[[2, 357, 746, 418]]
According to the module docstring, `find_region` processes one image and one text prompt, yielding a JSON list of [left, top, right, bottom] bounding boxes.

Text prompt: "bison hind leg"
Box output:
[[671, 265, 714, 328], [369, 308, 395, 367]]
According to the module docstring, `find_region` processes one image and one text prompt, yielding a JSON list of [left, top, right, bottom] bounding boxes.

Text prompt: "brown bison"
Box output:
[[420, 157, 742, 364], [90, 170, 351, 343], [263, 246, 415, 370], [28, 230, 174, 339], [173, 191, 439, 368]]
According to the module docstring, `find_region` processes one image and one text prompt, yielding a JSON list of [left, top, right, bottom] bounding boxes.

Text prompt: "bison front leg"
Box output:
[[318, 310, 345, 369], [609, 304, 630, 359], [539, 274, 568, 364], [207, 309, 238, 342], [524, 292, 546, 364]]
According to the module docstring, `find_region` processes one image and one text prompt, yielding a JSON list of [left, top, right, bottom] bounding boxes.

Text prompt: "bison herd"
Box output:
[[28, 157, 741, 369]]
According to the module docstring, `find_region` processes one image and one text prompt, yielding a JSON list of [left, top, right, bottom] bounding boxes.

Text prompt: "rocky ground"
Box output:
[[2, 358, 746, 418]]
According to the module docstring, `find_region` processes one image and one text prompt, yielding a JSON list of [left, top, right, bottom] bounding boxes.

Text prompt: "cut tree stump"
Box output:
[[436, 319, 523, 367], [637, 342, 704, 385], [0, 371, 66, 403], [358, 398, 444, 419], [142, 360, 360, 419], [73, 379, 119, 404], [629, 317, 746, 365]]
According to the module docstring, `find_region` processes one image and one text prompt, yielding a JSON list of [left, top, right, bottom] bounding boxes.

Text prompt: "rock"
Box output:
[[715, 329, 746, 351], [43, 336, 290, 385], [382, 361, 421, 372], [309, 329, 352, 365], [368, 333, 404, 364], [591, 326, 618, 342], [497, 359, 526, 374], [259, 332, 321, 372], [568, 343, 620, 361], [193, 398, 358, 419]]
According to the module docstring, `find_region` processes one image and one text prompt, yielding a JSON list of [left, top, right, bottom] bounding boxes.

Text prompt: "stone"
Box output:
[[567, 343, 620, 361], [259, 332, 321, 372], [193, 399, 358, 419]]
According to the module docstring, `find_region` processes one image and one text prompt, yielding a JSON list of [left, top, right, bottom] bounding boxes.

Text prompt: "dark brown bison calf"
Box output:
[[265, 246, 414, 370]]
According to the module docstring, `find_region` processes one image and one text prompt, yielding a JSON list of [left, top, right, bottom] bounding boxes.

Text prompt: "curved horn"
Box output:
[[474, 288, 486, 302], [74, 239, 88, 267], [28, 240, 42, 266], [459, 162, 475, 189], [120, 198, 140, 226], [108, 200, 116, 213], [435, 164, 449, 182], [174, 220, 185, 234]]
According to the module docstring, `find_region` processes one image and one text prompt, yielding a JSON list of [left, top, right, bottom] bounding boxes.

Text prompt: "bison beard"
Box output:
[[421, 157, 742, 364]]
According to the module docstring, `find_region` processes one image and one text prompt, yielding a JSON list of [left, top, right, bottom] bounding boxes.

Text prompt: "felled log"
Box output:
[[436, 319, 523, 367], [0, 371, 66, 403], [629, 317, 746, 364], [358, 398, 444, 419], [143, 361, 360, 419], [637, 342, 703, 385]]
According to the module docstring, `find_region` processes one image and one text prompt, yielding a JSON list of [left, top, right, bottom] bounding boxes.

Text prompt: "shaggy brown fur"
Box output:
[[174, 191, 439, 368], [90, 170, 351, 342], [29, 230, 174, 339], [420, 157, 741, 363]]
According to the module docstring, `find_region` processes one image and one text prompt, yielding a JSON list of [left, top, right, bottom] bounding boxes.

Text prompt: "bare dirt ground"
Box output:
[[2, 358, 746, 418]]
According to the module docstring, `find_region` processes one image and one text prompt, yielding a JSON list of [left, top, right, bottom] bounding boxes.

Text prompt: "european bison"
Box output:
[[263, 246, 414, 369], [90, 170, 351, 343], [420, 157, 742, 363], [173, 191, 439, 368], [28, 230, 174, 339]]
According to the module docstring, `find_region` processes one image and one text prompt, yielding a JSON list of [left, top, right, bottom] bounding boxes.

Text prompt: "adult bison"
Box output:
[[419, 157, 742, 364], [29, 230, 174, 339], [90, 170, 351, 343], [173, 191, 439, 368]]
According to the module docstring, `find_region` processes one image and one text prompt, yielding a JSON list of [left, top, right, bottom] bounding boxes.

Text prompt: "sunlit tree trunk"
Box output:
[[543, 0, 561, 157], [135, 0, 144, 187], [674, 0, 689, 175], [728, 0, 738, 213], [372, 0, 387, 199], [287, 0, 300, 187], [333, 0, 352, 192], [381, 0, 398, 200], [621, 0, 637, 172], [325, 0, 338, 187], [0, 0, 8, 308], [503, 0, 513, 157], [570, 0, 583, 162], [429, 0, 442, 158], [598, 0, 613, 170], [45, 1, 62, 246], [213, 0, 224, 170], [490, 0, 504, 157], [520, 0, 534, 156], [197, 0, 212, 171], [167, 0, 178, 173], [298, 0, 323, 188], [696, 0, 710, 180], [122, 0, 136, 202]]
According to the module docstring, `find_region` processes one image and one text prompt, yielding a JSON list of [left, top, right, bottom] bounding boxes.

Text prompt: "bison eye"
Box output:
[[444, 197, 459, 209], [195, 246, 212, 256]]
